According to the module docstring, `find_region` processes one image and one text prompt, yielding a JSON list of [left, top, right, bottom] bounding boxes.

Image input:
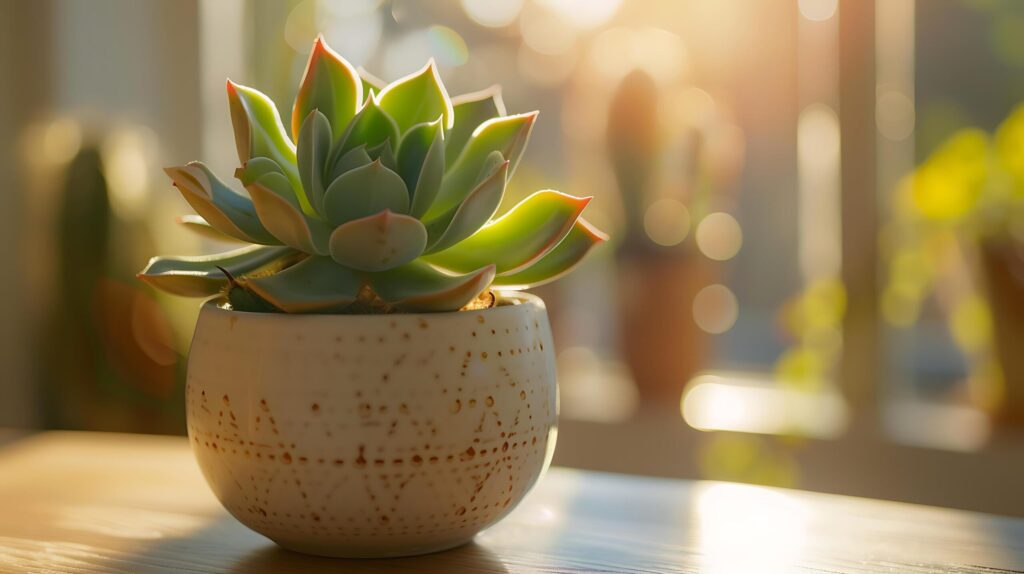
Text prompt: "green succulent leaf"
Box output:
[[447, 86, 505, 168], [141, 40, 610, 311], [327, 144, 372, 181], [474, 150, 508, 184], [245, 171, 331, 255], [395, 118, 442, 186], [358, 66, 385, 98], [328, 210, 427, 272], [176, 215, 246, 243], [430, 111, 536, 217], [297, 110, 333, 214], [368, 260, 496, 312], [138, 245, 293, 297], [335, 94, 400, 158], [424, 157, 508, 254], [377, 60, 454, 134], [322, 160, 409, 225], [423, 190, 591, 274], [226, 80, 308, 213], [397, 118, 446, 216], [367, 138, 398, 172], [291, 35, 362, 144], [243, 255, 362, 313], [492, 217, 607, 288], [235, 156, 284, 185], [227, 284, 280, 313], [165, 162, 277, 244]]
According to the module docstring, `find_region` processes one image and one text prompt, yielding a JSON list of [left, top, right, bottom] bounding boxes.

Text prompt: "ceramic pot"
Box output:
[[185, 292, 558, 558]]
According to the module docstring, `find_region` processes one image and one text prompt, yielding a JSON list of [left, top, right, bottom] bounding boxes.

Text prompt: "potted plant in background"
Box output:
[[607, 70, 744, 403], [884, 105, 1024, 424], [138, 36, 605, 558]]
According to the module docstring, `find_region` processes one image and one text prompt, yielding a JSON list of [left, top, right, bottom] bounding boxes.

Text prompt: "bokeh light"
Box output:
[[535, 0, 622, 29], [696, 212, 743, 261], [103, 126, 157, 220], [877, 89, 915, 141], [427, 26, 470, 67], [517, 45, 577, 87], [682, 374, 848, 437], [319, 1, 383, 66], [284, 0, 318, 54], [520, 2, 577, 55], [667, 87, 717, 130], [460, 0, 524, 28], [586, 27, 688, 84], [798, 0, 838, 22], [797, 104, 841, 173], [557, 346, 638, 423], [383, 26, 468, 79], [693, 284, 739, 334], [643, 198, 691, 247], [38, 117, 83, 165]]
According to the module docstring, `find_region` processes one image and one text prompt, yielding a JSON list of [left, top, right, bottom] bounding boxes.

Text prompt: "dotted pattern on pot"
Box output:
[[185, 295, 558, 557]]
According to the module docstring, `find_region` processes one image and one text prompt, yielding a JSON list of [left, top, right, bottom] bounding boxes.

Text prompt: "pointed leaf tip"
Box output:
[[432, 111, 537, 216], [226, 80, 308, 212], [334, 93, 400, 157], [377, 59, 454, 133], [446, 85, 507, 168], [424, 158, 508, 254], [138, 245, 293, 297], [492, 216, 608, 289], [423, 190, 592, 274], [293, 34, 362, 143], [165, 162, 278, 245]]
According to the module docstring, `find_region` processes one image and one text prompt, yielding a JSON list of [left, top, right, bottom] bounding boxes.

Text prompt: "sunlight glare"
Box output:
[[694, 482, 810, 574], [682, 373, 849, 438]]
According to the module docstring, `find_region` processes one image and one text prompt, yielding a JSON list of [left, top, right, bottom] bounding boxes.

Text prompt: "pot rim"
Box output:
[[199, 290, 546, 321]]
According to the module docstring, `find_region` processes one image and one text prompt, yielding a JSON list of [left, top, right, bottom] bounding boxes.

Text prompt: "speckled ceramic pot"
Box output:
[[185, 292, 558, 558]]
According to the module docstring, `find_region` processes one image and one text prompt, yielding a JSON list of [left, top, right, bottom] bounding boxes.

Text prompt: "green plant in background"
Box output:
[[608, 69, 660, 251], [884, 104, 1024, 410], [44, 143, 183, 433], [139, 36, 606, 313], [774, 278, 847, 392]]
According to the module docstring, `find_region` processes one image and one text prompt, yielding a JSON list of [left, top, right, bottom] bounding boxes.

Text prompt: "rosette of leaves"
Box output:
[[139, 36, 606, 313]]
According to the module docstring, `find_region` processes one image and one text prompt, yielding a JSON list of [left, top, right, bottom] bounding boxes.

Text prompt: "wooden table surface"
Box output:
[[0, 432, 1022, 573]]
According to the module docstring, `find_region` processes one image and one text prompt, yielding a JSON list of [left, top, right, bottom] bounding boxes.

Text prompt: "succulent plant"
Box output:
[[139, 36, 606, 313]]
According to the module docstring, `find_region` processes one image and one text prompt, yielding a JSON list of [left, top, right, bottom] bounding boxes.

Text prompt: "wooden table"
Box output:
[[0, 432, 1022, 573]]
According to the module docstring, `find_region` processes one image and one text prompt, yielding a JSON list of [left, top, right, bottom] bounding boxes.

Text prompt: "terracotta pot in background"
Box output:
[[980, 240, 1024, 424], [617, 252, 713, 403]]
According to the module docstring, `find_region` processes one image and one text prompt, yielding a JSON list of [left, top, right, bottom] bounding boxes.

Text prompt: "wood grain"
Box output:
[[0, 431, 1022, 573]]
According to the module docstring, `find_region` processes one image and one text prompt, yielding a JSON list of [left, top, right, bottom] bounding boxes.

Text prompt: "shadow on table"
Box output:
[[226, 541, 510, 573]]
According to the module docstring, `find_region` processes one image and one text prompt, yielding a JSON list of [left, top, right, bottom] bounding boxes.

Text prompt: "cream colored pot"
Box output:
[[185, 292, 558, 558]]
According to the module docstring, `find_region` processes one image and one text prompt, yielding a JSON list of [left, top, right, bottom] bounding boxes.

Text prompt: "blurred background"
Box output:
[[2, 0, 1023, 516]]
